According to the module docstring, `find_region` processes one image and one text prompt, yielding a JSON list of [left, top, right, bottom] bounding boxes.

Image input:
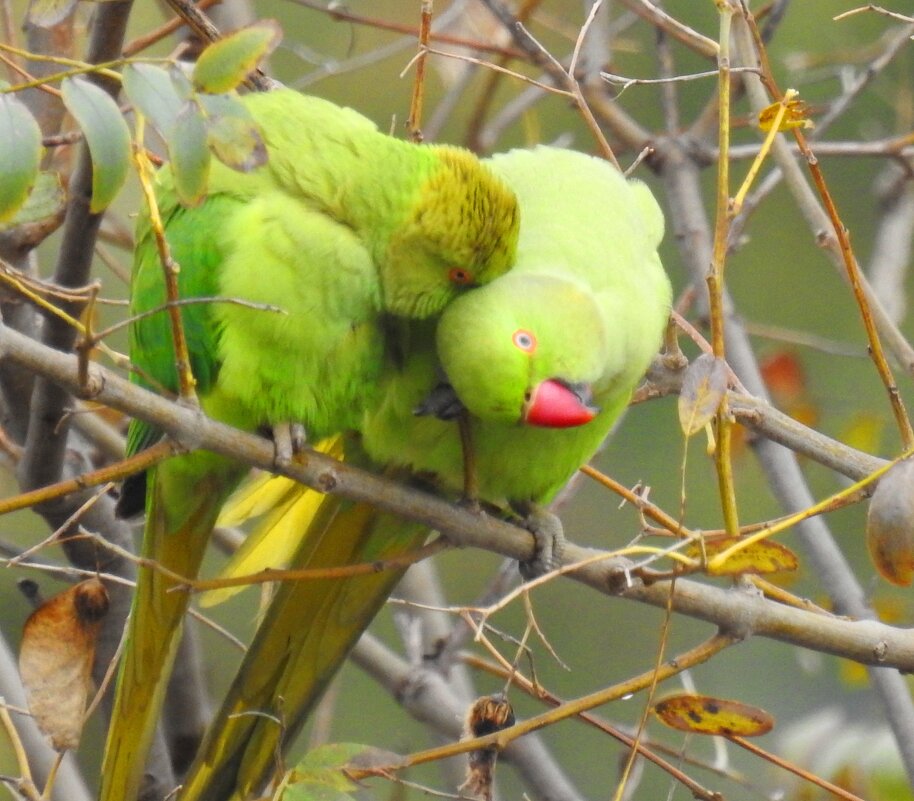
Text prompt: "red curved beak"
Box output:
[[523, 379, 600, 428]]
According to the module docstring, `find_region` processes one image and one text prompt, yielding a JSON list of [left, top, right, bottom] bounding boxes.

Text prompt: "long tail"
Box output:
[[178, 461, 427, 800], [100, 451, 245, 801], [200, 436, 346, 609]]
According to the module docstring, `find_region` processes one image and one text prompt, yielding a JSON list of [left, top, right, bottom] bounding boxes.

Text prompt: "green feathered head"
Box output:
[[436, 272, 608, 426], [381, 146, 520, 319]]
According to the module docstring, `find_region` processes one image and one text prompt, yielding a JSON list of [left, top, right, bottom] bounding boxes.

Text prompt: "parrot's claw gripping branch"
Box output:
[[516, 504, 566, 579], [272, 421, 308, 470]]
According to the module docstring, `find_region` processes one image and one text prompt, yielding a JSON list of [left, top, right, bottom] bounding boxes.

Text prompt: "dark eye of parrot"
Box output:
[[512, 329, 537, 353], [448, 267, 474, 286]]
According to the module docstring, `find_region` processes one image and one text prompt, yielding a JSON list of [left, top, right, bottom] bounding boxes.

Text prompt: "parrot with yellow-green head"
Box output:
[[101, 87, 520, 801]]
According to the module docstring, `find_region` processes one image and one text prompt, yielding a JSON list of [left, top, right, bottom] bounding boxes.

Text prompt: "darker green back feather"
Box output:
[[120, 192, 239, 515]]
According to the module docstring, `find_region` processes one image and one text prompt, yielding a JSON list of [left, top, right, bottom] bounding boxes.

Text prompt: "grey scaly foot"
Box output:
[[272, 422, 307, 469], [414, 379, 466, 420], [516, 504, 566, 580]]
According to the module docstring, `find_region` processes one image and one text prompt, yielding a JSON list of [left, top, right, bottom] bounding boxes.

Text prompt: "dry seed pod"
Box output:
[[866, 459, 914, 587]]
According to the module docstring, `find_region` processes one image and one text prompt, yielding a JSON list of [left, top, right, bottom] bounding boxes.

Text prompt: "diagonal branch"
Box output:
[[4, 321, 914, 670]]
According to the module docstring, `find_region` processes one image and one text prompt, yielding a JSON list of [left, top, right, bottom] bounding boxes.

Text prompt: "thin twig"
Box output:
[[709, 1, 740, 537], [122, 0, 222, 57], [348, 634, 735, 779], [131, 120, 198, 404], [463, 655, 724, 800], [0, 439, 177, 517], [0, 698, 40, 801], [406, 1, 433, 142], [615, 0, 719, 58], [739, 4, 914, 447], [290, 0, 525, 59], [187, 538, 450, 593]]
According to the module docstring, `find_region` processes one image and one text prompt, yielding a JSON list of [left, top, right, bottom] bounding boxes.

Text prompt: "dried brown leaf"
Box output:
[[18, 578, 109, 751], [460, 695, 515, 801]]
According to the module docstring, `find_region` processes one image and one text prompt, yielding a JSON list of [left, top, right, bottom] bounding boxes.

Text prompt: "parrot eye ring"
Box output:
[[512, 329, 537, 353], [448, 267, 474, 285]]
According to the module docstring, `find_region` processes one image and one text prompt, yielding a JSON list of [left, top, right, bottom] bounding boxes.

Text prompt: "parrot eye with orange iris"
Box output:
[[448, 267, 475, 286], [512, 329, 537, 353]]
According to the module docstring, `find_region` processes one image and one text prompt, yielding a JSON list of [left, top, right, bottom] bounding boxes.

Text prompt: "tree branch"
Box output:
[[3, 322, 914, 671]]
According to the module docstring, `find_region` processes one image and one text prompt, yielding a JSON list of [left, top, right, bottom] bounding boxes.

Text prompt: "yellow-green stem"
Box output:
[[406, 0, 432, 142], [708, 444, 914, 570], [710, 0, 740, 537], [132, 117, 198, 403], [738, 7, 914, 449]]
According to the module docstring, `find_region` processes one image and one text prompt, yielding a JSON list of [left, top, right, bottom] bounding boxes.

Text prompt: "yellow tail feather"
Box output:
[[202, 435, 345, 607]]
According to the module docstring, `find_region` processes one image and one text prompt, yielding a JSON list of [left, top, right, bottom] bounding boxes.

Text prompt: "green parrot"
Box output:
[[175, 146, 672, 800], [369, 145, 670, 504], [101, 87, 520, 801]]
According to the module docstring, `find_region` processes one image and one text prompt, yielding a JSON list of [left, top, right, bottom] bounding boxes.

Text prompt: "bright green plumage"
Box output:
[[127, 90, 519, 444], [367, 145, 671, 502], [177, 146, 671, 800], [101, 88, 519, 801]]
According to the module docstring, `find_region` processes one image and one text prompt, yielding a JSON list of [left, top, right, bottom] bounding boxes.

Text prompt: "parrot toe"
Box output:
[[414, 381, 466, 420], [272, 422, 308, 469], [516, 505, 566, 579]]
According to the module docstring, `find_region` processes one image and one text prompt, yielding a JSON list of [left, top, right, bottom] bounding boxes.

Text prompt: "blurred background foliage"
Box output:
[[1, 1, 913, 799]]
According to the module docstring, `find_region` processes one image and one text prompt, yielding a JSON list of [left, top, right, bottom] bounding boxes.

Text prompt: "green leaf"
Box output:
[[0, 94, 43, 222], [280, 743, 371, 801], [192, 20, 282, 94], [293, 743, 369, 786], [60, 76, 131, 213], [198, 93, 266, 172], [0, 171, 65, 232], [281, 785, 355, 801], [122, 63, 183, 138], [0, 172, 65, 250], [168, 100, 210, 206], [170, 65, 194, 101]]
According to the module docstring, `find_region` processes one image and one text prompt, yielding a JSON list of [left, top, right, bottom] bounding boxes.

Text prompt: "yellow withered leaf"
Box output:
[[654, 693, 774, 737], [18, 578, 109, 751], [678, 353, 728, 437], [686, 536, 798, 576], [758, 96, 814, 132]]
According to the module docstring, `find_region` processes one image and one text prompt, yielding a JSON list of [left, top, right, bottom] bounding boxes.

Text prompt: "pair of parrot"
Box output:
[[175, 148, 671, 801], [102, 87, 522, 801], [101, 86, 671, 801]]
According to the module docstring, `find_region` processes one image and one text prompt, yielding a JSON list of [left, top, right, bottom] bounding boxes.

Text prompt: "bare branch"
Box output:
[[3, 322, 914, 670]]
